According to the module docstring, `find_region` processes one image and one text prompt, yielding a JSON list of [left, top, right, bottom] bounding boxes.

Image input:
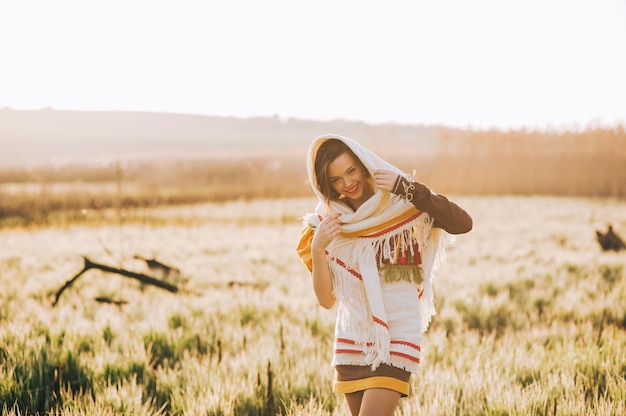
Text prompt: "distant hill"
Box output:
[[2, 109, 624, 197], [0, 108, 442, 165]]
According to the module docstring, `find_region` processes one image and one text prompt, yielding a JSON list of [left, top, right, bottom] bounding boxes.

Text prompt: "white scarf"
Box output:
[[302, 134, 451, 369]]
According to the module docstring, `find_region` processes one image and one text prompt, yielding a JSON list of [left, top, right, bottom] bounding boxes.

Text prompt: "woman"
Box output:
[[297, 134, 472, 416]]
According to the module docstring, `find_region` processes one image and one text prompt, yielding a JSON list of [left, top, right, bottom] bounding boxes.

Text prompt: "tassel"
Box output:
[[364, 323, 391, 370]]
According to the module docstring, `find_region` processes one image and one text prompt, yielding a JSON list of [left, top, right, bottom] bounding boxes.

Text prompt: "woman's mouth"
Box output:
[[346, 183, 359, 195]]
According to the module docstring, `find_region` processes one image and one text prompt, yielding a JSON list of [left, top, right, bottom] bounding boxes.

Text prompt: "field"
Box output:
[[1, 195, 625, 415]]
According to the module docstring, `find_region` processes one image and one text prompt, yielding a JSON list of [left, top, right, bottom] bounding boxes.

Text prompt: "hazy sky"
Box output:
[[1, 0, 624, 130]]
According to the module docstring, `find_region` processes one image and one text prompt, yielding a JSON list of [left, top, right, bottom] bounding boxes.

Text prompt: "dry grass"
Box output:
[[431, 126, 626, 197], [0, 156, 309, 227], [1, 195, 625, 415], [1, 126, 625, 414]]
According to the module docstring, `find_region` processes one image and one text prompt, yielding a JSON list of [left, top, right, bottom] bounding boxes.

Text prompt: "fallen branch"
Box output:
[[95, 296, 128, 307], [52, 257, 178, 307]]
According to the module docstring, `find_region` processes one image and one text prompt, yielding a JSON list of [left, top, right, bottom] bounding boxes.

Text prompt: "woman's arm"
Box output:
[[375, 170, 473, 234], [310, 213, 342, 309], [311, 246, 336, 309]]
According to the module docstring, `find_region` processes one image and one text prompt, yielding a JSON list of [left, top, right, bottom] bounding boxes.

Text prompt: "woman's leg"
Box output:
[[358, 388, 402, 416], [345, 391, 364, 416]]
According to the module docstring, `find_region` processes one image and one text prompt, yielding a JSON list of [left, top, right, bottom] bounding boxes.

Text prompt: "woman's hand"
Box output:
[[311, 213, 342, 253], [374, 170, 400, 193]]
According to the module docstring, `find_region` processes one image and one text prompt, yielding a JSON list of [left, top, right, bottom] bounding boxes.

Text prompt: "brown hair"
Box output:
[[314, 139, 369, 203]]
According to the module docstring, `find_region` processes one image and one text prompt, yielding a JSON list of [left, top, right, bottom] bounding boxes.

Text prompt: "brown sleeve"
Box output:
[[393, 177, 473, 234]]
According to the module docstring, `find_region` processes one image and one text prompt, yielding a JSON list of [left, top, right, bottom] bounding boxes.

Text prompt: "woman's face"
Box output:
[[327, 151, 373, 209]]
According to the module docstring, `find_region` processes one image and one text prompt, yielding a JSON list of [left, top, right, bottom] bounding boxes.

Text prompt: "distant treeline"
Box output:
[[425, 126, 626, 197], [0, 126, 624, 226]]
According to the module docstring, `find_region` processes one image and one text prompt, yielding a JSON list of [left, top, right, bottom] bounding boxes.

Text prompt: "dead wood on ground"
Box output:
[[52, 257, 179, 307]]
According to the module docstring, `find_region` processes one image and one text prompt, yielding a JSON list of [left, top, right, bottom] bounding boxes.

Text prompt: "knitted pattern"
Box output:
[[298, 134, 452, 372]]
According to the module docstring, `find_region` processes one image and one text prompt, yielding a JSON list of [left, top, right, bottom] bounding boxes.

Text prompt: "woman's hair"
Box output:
[[314, 139, 369, 203]]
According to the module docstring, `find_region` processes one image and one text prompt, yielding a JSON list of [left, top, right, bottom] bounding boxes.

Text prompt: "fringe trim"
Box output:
[[364, 323, 390, 369], [418, 226, 455, 332], [377, 264, 423, 285], [327, 213, 443, 369]]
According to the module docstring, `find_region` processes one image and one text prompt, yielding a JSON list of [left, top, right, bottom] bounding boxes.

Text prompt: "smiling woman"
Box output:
[[297, 134, 472, 416], [314, 140, 374, 211], [328, 152, 375, 211]]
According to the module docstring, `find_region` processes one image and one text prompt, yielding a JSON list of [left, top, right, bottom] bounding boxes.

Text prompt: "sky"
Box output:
[[1, 0, 625, 130]]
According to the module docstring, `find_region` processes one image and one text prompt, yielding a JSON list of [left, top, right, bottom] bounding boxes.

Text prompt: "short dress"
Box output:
[[335, 362, 412, 396], [332, 263, 424, 397]]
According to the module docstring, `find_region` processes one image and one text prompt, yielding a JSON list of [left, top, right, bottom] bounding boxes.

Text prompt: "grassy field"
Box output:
[[1, 196, 625, 415]]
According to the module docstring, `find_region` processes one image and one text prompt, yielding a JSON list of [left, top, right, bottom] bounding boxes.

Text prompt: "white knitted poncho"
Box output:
[[298, 134, 452, 373]]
